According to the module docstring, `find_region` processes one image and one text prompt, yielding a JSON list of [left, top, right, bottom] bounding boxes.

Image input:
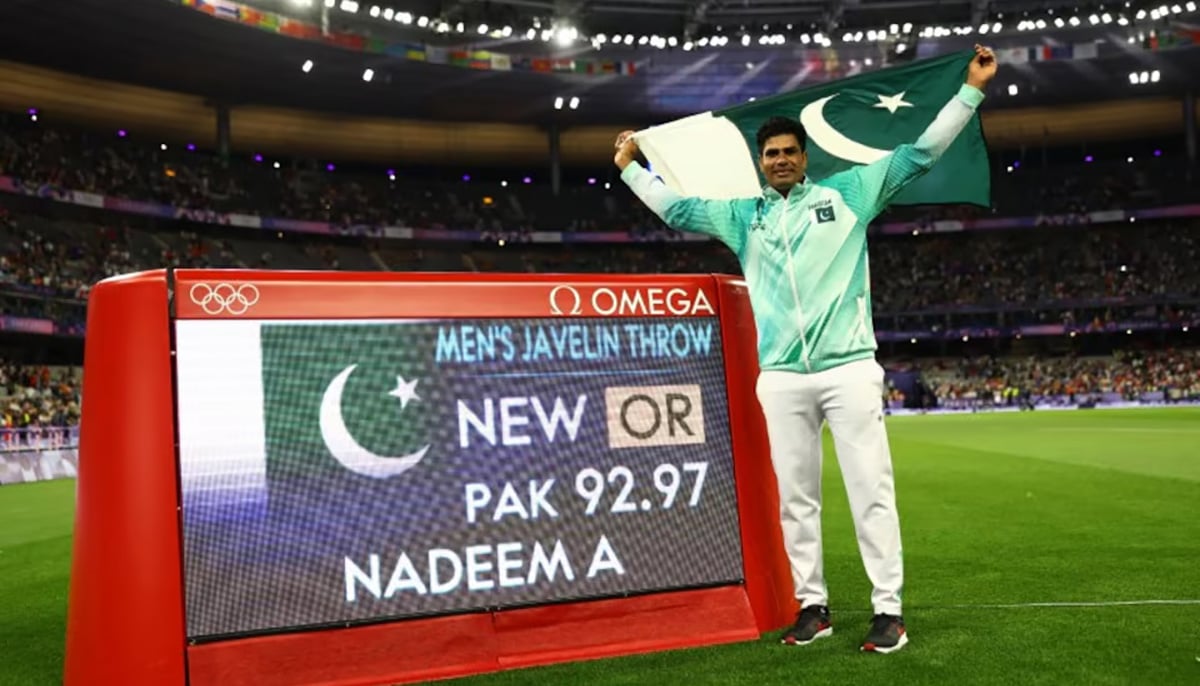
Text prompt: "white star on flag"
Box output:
[[388, 376, 420, 410], [873, 92, 914, 114]]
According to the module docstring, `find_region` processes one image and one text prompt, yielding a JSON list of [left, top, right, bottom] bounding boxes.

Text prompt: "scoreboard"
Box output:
[[65, 271, 795, 686]]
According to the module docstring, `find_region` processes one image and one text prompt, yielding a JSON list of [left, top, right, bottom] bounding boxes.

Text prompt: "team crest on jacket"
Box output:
[[807, 198, 837, 224]]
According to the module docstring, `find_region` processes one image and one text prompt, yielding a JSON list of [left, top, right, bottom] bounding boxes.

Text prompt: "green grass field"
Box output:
[[4, 408, 1199, 685]]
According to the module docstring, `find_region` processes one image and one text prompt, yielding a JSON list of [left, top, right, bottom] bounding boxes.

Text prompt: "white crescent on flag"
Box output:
[[319, 364, 430, 479], [799, 94, 893, 165]]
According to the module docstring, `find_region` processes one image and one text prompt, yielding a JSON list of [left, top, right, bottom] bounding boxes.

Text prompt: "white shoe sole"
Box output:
[[862, 631, 908, 654], [781, 626, 833, 646]]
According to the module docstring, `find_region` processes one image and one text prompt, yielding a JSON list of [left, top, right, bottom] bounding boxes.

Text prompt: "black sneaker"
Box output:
[[781, 605, 832, 645], [861, 613, 908, 654]]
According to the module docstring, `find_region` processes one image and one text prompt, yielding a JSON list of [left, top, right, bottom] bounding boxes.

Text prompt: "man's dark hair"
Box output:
[[756, 117, 807, 155]]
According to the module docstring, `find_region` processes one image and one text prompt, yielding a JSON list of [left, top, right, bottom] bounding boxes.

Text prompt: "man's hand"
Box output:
[[614, 130, 639, 171], [966, 44, 997, 91]]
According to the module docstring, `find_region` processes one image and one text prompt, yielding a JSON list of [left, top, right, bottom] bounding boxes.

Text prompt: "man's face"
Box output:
[[759, 133, 807, 193]]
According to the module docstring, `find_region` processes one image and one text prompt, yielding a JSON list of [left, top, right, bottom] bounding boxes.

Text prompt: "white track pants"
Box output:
[[755, 358, 903, 616]]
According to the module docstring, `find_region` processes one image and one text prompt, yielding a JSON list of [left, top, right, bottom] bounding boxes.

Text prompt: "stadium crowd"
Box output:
[[0, 359, 80, 449], [0, 111, 1197, 418], [1, 112, 1192, 234], [898, 347, 1200, 408]]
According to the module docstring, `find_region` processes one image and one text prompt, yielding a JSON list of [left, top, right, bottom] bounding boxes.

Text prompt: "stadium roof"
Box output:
[[0, 0, 1197, 125]]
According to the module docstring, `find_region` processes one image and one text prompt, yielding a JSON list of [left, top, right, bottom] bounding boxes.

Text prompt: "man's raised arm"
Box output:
[[615, 131, 752, 255], [830, 44, 998, 220]]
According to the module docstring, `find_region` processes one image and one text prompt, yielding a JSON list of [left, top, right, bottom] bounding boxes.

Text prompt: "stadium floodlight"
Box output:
[[324, 0, 335, 7], [979, 23, 990, 33], [1171, 4, 1183, 12], [456, 22, 464, 32], [526, 28, 537, 39], [478, 24, 488, 34], [1008, 84, 1018, 95], [397, 12, 412, 23], [1118, 16, 1130, 25], [1136, 8, 1148, 17], [362, 68, 374, 82], [556, 25, 578, 46], [683, 40, 693, 50], [1069, 15, 1081, 25], [1102, 12, 1113, 22], [843, 31, 855, 42], [554, 96, 564, 110], [698, 37, 709, 46], [416, 15, 428, 26], [501, 180, 508, 187], [1036, 19, 1047, 28], [301, 59, 314, 72], [637, 34, 648, 45], [1129, 71, 1140, 84], [1151, 69, 1161, 82], [902, 22, 912, 32], [502, 25, 512, 36], [890, 23, 899, 33], [368, 5, 380, 17], [1088, 13, 1100, 24], [339, 0, 358, 13], [569, 97, 579, 110], [1151, 8, 1162, 17], [742, 34, 751, 45], [382, 7, 393, 20], [160, 143, 167, 151], [668, 36, 677, 46], [800, 33, 811, 43], [1055, 17, 1065, 27], [1139, 71, 1149, 83], [291, 0, 313, 6], [1159, 4, 1169, 14], [274, 161, 281, 169], [1189, 1, 1198, 11], [992, 21, 1002, 31]]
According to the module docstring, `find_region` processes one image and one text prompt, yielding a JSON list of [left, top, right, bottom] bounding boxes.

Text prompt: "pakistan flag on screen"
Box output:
[[261, 323, 446, 493], [633, 50, 990, 207]]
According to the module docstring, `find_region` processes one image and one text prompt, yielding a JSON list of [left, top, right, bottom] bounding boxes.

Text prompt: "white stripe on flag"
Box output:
[[634, 113, 763, 199], [175, 320, 268, 504]]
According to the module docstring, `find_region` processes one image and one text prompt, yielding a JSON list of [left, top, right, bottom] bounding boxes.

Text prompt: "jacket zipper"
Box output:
[[778, 197, 812, 372]]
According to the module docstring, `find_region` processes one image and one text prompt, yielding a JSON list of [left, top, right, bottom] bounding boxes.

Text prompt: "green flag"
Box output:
[[633, 50, 991, 208], [261, 323, 443, 492]]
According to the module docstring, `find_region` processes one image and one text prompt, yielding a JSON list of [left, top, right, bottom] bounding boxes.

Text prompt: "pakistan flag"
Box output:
[[632, 50, 990, 207], [260, 323, 456, 516]]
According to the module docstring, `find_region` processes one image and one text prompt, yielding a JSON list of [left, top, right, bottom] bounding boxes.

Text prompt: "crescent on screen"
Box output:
[[798, 94, 893, 165], [319, 364, 431, 479]]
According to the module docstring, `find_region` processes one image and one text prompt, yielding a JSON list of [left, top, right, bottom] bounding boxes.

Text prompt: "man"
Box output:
[[614, 45, 997, 654]]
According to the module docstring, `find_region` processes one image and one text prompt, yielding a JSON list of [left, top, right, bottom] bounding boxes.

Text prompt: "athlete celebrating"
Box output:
[[613, 45, 998, 654]]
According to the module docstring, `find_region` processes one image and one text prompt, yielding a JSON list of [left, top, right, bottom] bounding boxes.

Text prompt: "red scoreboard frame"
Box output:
[[64, 269, 796, 686]]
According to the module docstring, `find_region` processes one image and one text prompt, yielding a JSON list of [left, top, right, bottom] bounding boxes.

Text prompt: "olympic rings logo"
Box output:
[[188, 283, 260, 316]]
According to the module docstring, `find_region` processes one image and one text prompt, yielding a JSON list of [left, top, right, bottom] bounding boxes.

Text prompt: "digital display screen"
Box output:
[[174, 317, 745, 640]]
